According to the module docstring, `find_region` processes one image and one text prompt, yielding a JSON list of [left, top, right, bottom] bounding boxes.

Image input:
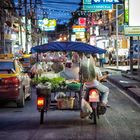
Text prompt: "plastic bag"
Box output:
[[80, 55, 96, 82], [54, 92, 66, 101], [31, 63, 44, 74], [80, 98, 92, 118]]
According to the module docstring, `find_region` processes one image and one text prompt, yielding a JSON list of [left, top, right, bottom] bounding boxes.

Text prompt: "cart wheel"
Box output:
[[40, 109, 44, 124]]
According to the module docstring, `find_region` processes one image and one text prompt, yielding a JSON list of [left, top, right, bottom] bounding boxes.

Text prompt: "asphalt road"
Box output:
[[0, 81, 140, 140]]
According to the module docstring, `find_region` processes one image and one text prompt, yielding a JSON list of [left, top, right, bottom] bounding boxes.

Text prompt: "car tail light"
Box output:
[[89, 89, 99, 102], [37, 97, 45, 107], [2, 77, 19, 85]]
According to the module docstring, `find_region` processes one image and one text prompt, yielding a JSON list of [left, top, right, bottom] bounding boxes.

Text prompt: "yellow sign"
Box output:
[[4, 34, 11, 40], [121, 39, 128, 49], [0, 54, 14, 59], [72, 25, 86, 29], [43, 18, 56, 27], [124, 26, 140, 36]]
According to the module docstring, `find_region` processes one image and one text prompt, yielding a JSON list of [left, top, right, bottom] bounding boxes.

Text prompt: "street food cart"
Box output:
[[31, 41, 106, 124]]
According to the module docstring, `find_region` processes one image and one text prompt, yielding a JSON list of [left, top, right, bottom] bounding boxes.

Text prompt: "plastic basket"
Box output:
[[57, 97, 75, 109], [36, 87, 51, 97], [67, 82, 81, 91]]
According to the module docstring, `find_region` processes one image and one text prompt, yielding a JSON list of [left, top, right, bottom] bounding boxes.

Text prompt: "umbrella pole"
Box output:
[[79, 59, 83, 110], [36, 52, 39, 79]]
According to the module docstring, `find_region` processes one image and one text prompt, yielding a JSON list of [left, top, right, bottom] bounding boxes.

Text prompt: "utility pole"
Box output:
[[24, 0, 28, 53], [116, 4, 119, 68], [138, 36, 140, 75], [18, 0, 23, 47], [130, 36, 133, 74]]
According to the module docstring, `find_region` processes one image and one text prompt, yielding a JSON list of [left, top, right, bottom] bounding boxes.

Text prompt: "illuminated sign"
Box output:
[[83, 4, 113, 11], [78, 18, 86, 26], [73, 28, 86, 32], [72, 25, 86, 32], [124, 0, 128, 24], [91, 0, 122, 4], [38, 19, 56, 31], [83, 0, 92, 4], [43, 18, 56, 27], [72, 25, 86, 28], [124, 26, 140, 36]]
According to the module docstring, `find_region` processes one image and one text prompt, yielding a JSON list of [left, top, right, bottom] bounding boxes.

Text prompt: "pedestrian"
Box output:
[[108, 52, 112, 65], [99, 54, 104, 67]]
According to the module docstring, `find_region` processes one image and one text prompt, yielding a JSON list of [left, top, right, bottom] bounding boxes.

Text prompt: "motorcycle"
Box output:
[[84, 86, 107, 124], [36, 87, 51, 124]]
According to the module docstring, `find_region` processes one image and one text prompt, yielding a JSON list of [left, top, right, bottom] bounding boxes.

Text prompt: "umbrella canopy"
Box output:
[[31, 41, 106, 54]]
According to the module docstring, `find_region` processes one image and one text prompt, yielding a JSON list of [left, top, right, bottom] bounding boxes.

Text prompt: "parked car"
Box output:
[[0, 54, 31, 107]]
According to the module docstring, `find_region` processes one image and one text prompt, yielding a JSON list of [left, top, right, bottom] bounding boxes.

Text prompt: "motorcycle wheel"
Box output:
[[92, 109, 97, 125], [40, 109, 44, 124]]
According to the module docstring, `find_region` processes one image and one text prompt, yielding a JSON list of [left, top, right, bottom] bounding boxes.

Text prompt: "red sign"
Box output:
[[78, 18, 86, 26]]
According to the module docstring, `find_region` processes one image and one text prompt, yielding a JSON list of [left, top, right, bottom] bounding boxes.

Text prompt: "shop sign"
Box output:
[[72, 25, 86, 28], [83, 0, 92, 4], [78, 18, 86, 26], [38, 19, 56, 31], [4, 34, 11, 40], [72, 25, 86, 32], [83, 4, 113, 11], [124, 26, 140, 36], [124, 0, 128, 24], [132, 40, 140, 52], [73, 28, 86, 32], [91, 0, 122, 4]]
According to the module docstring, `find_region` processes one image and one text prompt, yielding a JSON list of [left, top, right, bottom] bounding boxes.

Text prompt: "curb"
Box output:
[[127, 88, 140, 103], [107, 76, 140, 104]]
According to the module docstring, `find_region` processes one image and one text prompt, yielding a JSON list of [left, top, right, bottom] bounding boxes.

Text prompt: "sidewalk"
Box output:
[[104, 65, 140, 103]]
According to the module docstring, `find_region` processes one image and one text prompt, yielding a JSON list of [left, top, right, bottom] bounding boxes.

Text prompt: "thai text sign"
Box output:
[[91, 0, 122, 4], [83, 4, 113, 11], [124, 26, 140, 36], [72, 25, 86, 32], [124, 0, 128, 24], [83, 0, 92, 4]]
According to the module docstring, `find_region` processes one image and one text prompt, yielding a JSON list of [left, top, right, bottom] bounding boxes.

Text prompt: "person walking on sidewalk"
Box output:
[[108, 52, 112, 65], [99, 54, 105, 67]]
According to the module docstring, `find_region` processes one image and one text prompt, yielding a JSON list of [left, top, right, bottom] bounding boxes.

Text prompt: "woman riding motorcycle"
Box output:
[[80, 54, 109, 107]]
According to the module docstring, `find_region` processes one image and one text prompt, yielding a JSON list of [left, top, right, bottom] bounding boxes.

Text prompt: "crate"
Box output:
[[36, 87, 51, 97], [57, 97, 75, 109]]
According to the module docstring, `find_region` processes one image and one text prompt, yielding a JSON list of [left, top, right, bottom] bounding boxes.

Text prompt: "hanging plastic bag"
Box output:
[[80, 55, 96, 82], [80, 98, 92, 118], [30, 63, 44, 75], [54, 92, 66, 101]]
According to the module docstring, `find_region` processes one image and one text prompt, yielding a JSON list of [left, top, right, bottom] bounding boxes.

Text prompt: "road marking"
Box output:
[[107, 80, 140, 108]]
